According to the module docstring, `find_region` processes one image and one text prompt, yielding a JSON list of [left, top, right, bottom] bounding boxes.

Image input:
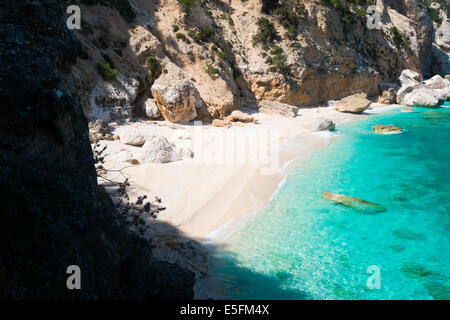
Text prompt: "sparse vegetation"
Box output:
[[99, 63, 118, 80], [389, 26, 410, 49], [146, 56, 159, 74], [176, 32, 191, 44], [176, 0, 196, 12], [253, 17, 279, 49], [265, 46, 290, 74], [205, 63, 220, 79], [190, 28, 215, 44], [422, 0, 449, 26]]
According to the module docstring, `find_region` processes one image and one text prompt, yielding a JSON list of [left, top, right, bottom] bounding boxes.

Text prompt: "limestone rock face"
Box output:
[[322, 192, 386, 214], [335, 93, 371, 113], [312, 118, 335, 132], [136, 136, 180, 164], [431, 6, 450, 75], [142, 98, 162, 120], [372, 124, 403, 134], [87, 76, 140, 121], [258, 100, 299, 117]]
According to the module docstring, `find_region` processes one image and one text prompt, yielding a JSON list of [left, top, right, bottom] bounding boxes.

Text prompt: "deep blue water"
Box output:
[[201, 103, 450, 300]]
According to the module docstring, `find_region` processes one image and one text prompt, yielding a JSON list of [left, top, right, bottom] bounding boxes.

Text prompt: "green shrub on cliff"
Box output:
[[253, 18, 279, 49], [99, 63, 118, 80], [146, 56, 159, 74]]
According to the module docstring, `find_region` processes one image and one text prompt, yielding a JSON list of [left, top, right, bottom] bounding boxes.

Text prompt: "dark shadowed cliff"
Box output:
[[0, 0, 195, 299]]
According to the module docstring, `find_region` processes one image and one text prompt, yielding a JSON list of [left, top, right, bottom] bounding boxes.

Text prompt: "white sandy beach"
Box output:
[[96, 105, 394, 244]]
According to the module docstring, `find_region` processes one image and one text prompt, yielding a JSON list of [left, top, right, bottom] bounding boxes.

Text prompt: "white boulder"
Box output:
[[136, 136, 180, 164], [119, 128, 147, 146], [402, 88, 440, 107]]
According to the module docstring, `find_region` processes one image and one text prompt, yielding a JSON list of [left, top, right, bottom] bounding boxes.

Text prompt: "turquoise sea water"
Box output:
[[201, 103, 450, 300]]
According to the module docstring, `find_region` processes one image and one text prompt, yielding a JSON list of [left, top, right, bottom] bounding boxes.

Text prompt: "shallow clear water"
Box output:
[[202, 104, 450, 300]]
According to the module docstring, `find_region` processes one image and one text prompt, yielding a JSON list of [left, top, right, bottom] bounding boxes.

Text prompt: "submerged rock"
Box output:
[[372, 124, 402, 134], [389, 244, 406, 252], [392, 229, 427, 240], [401, 263, 433, 279], [322, 192, 386, 213], [424, 281, 450, 300], [401, 107, 414, 113], [335, 93, 371, 114]]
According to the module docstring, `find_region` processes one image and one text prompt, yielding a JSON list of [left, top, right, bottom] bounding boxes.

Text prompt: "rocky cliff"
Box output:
[[0, 0, 195, 299], [66, 0, 446, 124]]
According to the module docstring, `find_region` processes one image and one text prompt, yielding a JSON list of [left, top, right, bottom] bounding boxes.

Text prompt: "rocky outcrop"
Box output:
[[258, 100, 298, 117], [372, 124, 403, 134], [396, 70, 449, 106], [322, 192, 386, 214], [402, 88, 440, 107], [335, 93, 371, 113]]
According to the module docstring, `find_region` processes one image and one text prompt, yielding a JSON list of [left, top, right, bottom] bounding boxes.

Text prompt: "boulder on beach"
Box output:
[[258, 100, 299, 117], [142, 98, 162, 120], [322, 192, 386, 213], [312, 118, 335, 131], [335, 93, 371, 114], [135, 136, 180, 164], [118, 128, 147, 146], [372, 124, 402, 134], [402, 88, 440, 107], [229, 110, 256, 123], [212, 119, 231, 128]]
